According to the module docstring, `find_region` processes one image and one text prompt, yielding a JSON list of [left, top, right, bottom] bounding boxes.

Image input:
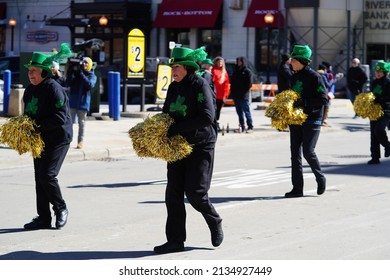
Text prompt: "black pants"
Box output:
[[216, 99, 224, 121], [165, 143, 222, 243], [370, 115, 390, 159], [33, 143, 69, 220], [289, 124, 325, 191]]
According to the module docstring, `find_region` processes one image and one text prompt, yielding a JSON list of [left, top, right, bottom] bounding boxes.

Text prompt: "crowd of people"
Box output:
[[16, 42, 390, 255]]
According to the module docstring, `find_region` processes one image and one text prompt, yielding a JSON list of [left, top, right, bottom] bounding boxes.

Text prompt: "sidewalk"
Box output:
[[0, 99, 356, 169]]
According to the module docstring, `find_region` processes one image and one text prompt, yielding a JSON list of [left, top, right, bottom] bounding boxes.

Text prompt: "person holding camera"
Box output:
[[66, 57, 97, 149]]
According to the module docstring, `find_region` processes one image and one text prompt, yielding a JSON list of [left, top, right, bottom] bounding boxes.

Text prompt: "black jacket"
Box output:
[[277, 63, 293, 92], [372, 75, 390, 116], [347, 66, 368, 93], [163, 73, 217, 146], [291, 66, 328, 126], [229, 57, 252, 100], [23, 77, 73, 147]]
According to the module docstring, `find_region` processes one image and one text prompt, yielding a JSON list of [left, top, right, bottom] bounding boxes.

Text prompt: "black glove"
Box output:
[[167, 124, 179, 137], [374, 97, 381, 104], [293, 99, 304, 108]]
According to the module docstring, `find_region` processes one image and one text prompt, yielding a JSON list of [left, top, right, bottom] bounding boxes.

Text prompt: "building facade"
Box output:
[[0, 0, 389, 81]]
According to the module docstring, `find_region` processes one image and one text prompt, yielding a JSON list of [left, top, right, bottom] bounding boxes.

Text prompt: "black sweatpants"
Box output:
[[289, 124, 326, 191], [33, 143, 70, 220], [165, 143, 222, 243], [370, 115, 390, 159]]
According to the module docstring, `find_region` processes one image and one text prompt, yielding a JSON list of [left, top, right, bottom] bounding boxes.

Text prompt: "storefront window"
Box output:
[[254, 28, 284, 75], [367, 44, 386, 62], [198, 29, 222, 58]]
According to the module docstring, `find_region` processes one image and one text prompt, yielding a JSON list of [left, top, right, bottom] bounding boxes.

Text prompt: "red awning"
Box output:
[[243, 0, 284, 28], [154, 0, 223, 28]]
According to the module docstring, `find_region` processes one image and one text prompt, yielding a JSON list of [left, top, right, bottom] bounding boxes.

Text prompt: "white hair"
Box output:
[[352, 58, 360, 65], [52, 61, 59, 70]]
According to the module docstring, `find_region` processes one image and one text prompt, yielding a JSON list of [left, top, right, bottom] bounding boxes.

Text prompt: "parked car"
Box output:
[[0, 56, 20, 85], [225, 58, 264, 101]]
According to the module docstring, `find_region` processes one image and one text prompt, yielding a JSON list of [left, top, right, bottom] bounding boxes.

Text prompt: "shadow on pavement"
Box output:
[[0, 247, 214, 260], [322, 160, 390, 178], [0, 250, 152, 260]]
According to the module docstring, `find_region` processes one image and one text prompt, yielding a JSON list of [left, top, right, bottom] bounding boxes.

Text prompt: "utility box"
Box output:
[[8, 85, 24, 117]]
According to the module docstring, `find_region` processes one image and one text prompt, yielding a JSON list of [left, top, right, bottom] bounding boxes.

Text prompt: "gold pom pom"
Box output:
[[0, 115, 45, 158], [265, 90, 308, 130], [128, 113, 192, 162], [353, 92, 384, 121]]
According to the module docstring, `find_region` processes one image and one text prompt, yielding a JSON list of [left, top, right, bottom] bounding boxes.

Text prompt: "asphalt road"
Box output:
[[0, 100, 389, 279]]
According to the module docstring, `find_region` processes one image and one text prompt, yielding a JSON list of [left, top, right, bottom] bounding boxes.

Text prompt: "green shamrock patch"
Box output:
[[24, 97, 39, 116], [292, 80, 303, 94], [169, 95, 187, 117], [197, 92, 205, 103], [373, 84, 383, 95], [55, 100, 64, 108]]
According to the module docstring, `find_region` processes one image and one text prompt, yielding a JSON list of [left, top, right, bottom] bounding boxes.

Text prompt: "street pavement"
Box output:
[[0, 98, 358, 169], [2, 98, 390, 279]]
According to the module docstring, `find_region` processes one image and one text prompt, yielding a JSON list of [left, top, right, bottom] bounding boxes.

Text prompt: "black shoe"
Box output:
[[368, 158, 380, 164], [24, 217, 51, 230], [317, 177, 326, 195], [210, 222, 224, 247], [153, 241, 185, 254], [55, 209, 68, 229], [385, 147, 390, 158], [285, 190, 303, 198]]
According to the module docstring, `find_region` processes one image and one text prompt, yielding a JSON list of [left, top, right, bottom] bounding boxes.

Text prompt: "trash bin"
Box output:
[[8, 84, 24, 117]]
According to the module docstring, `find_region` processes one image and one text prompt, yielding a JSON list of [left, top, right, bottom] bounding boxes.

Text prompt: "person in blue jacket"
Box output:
[[154, 47, 223, 254], [285, 45, 328, 198], [66, 57, 97, 149], [23, 52, 73, 230]]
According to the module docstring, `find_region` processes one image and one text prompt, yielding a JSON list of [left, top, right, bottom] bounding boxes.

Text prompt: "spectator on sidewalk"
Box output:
[[285, 45, 328, 198], [367, 61, 390, 164], [23, 51, 72, 230], [66, 57, 97, 149], [212, 56, 230, 131], [317, 64, 333, 127], [153, 47, 223, 254], [198, 58, 215, 97], [50, 61, 66, 88], [347, 58, 368, 118], [230, 56, 254, 133]]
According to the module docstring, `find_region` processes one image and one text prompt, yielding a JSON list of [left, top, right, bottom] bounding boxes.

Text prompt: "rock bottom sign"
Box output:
[[26, 30, 58, 44]]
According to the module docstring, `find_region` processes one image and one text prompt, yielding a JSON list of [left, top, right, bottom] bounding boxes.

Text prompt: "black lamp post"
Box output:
[[8, 18, 16, 55], [264, 13, 274, 85]]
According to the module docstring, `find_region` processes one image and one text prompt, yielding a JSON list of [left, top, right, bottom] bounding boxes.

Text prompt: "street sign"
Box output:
[[156, 64, 172, 100], [127, 28, 145, 78]]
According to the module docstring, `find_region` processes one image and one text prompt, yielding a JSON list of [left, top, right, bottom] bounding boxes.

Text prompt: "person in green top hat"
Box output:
[[367, 60, 390, 164], [22, 44, 73, 230], [285, 44, 328, 198], [198, 58, 216, 107], [154, 47, 223, 254]]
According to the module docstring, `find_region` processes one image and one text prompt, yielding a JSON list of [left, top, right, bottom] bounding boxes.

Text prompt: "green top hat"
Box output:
[[168, 46, 207, 70], [375, 61, 390, 72], [24, 43, 72, 74], [201, 58, 214, 66], [24, 52, 53, 73], [290, 45, 312, 62]]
